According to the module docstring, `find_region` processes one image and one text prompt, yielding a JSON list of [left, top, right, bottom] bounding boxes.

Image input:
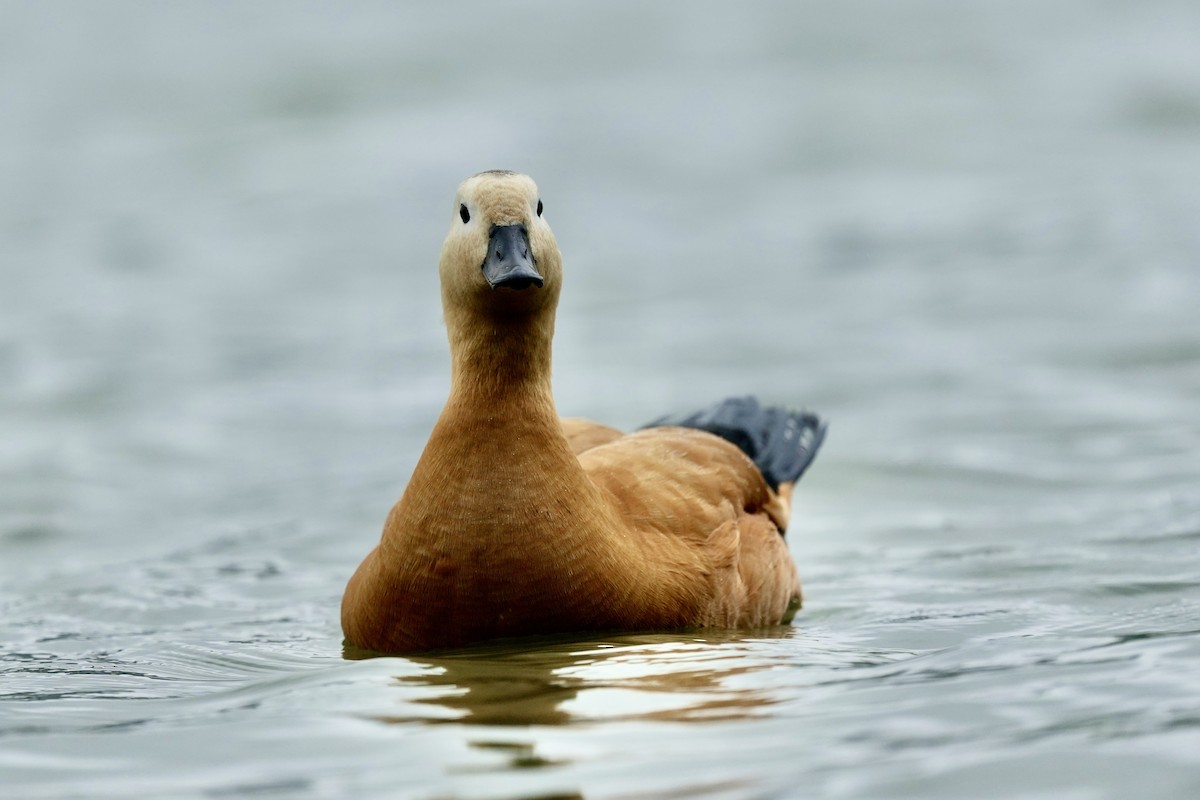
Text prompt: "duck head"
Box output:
[[439, 171, 562, 320]]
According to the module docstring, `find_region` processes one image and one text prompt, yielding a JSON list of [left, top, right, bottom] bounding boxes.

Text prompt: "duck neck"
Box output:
[[446, 306, 556, 411], [399, 302, 586, 535]]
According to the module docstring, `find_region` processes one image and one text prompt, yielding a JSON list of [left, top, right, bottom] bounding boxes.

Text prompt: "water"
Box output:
[[3, 1, 1199, 797]]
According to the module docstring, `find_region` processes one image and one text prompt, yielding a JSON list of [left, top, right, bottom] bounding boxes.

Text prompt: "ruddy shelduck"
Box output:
[[341, 171, 825, 653]]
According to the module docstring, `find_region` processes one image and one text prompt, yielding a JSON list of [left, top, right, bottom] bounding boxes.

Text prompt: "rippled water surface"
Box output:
[[3, 2, 1200, 798]]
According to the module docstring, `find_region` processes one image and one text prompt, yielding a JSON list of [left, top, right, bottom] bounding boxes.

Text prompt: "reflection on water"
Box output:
[[466, 740, 571, 772], [368, 631, 799, 728]]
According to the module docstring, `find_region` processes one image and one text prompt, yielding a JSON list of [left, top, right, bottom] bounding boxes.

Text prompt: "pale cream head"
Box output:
[[439, 171, 562, 318]]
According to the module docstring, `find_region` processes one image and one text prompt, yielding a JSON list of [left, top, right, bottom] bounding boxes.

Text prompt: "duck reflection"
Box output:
[[353, 628, 798, 727]]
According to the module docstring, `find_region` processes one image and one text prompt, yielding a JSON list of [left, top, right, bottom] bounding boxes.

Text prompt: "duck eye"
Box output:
[[536, 199, 543, 217], [459, 204, 470, 224]]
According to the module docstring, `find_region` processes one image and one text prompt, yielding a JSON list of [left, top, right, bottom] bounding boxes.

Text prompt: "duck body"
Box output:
[[341, 171, 825, 654]]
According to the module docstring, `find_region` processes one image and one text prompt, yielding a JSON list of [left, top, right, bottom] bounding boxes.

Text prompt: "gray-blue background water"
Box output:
[[3, 2, 1199, 797]]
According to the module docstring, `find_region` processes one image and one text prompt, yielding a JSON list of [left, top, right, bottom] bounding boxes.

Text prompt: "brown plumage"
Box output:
[[341, 171, 824, 654]]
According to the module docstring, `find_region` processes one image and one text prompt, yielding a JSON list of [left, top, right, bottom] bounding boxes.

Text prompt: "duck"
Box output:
[[341, 170, 826, 654]]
